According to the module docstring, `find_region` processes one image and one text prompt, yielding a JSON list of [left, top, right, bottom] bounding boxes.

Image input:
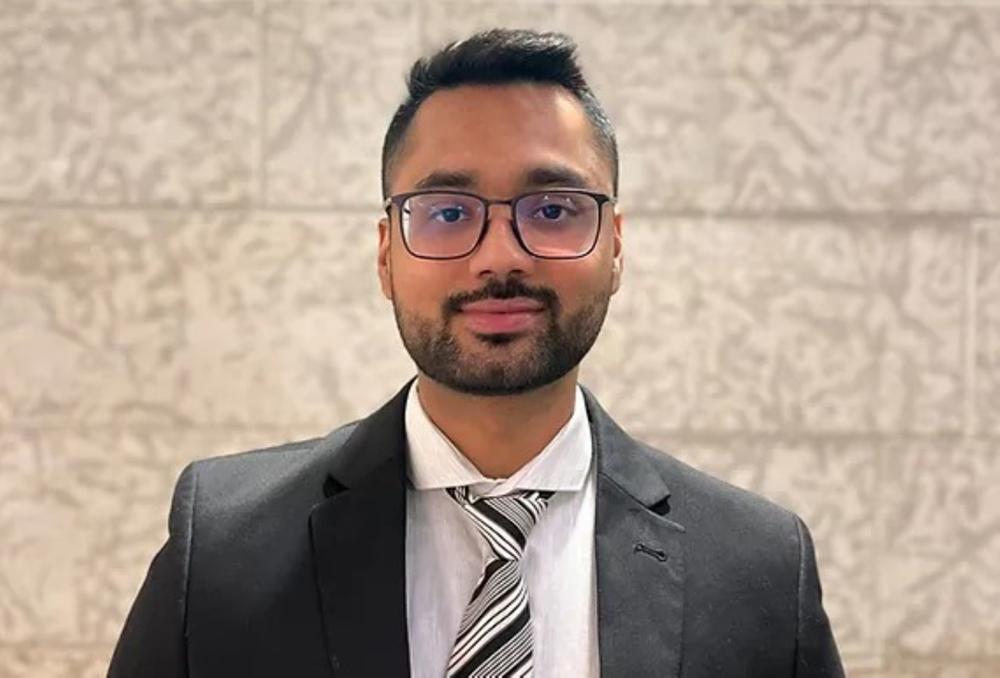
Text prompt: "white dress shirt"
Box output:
[[404, 379, 600, 677]]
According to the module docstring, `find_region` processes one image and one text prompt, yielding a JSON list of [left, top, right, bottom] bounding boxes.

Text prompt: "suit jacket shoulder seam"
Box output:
[[198, 437, 328, 464]]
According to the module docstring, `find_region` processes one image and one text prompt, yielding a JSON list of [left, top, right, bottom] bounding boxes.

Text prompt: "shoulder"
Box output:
[[633, 437, 803, 554], [195, 420, 358, 475], [629, 439, 815, 615], [180, 420, 361, 518]]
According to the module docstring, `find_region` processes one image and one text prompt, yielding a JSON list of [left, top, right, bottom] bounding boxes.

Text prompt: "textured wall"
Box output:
[[1, 0, 998, 676]]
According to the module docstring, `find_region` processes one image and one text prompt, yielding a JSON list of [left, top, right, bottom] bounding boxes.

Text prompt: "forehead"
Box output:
[[391, 82, 611, 194]]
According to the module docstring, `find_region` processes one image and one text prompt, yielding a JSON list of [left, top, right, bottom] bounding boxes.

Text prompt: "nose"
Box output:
[[467, 203, 535, 279]]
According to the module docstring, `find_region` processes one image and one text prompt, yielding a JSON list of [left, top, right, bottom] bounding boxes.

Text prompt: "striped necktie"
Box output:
[[445, 485, 555, 678]]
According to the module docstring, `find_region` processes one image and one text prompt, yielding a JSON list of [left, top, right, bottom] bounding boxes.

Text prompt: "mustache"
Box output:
[[444, 278, 560, 317]]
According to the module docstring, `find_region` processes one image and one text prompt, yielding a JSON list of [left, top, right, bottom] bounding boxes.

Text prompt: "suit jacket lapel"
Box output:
[[308, 380, 414, 678], [583, 387, 686, 678]]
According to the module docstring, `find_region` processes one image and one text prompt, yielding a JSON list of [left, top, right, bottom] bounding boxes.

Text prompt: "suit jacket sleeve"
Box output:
[[107, 462, 197, 678], [794, 515, 845, 678]]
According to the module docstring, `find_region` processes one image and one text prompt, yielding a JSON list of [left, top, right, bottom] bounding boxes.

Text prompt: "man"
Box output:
[[109, 28, 844, 678]]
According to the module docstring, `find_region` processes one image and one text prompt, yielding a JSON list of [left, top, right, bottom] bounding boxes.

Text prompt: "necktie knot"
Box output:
[[446, 486, 554, 561]]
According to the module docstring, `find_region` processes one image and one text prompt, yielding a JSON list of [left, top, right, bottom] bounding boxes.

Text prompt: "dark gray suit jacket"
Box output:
[[108, 379, 845, 677]]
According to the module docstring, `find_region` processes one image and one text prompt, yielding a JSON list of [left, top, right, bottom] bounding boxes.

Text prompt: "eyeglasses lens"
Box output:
[[401, 193, 485, 258], [515, 192, 599, 257]]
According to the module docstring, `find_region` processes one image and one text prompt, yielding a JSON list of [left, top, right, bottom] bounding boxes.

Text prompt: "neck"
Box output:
[[415, 369, 580, 478]]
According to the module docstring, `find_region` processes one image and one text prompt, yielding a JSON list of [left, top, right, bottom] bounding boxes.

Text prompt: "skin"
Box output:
[[377, 82, 624, 478]]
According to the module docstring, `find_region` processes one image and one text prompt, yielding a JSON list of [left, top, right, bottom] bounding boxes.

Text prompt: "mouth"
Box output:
[[459, 298, 546, 334]]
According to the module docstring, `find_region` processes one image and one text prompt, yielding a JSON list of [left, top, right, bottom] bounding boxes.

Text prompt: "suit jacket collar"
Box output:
[[308, 378, 685, 678]]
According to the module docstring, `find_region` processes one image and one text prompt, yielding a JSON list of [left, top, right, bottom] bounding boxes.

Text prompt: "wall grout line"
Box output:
[[0, 202, 383, 215], [643, 0, 1000, 8], [964, 221, 981, 437], [2, 202, 1000, 222], [872, 431, 888, 667], [0, 641, 117, 650], [257, 0, 269, 207], [7, 424, 1000, 443], [624, 429, 996, 444]]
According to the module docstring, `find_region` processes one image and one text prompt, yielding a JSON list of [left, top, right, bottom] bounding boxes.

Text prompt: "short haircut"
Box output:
[[380, 28, 619, 199]]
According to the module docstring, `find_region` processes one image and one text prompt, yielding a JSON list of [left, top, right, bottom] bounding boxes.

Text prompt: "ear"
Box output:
[[377, 216, 393, 301], [610, 205, 624, 295]]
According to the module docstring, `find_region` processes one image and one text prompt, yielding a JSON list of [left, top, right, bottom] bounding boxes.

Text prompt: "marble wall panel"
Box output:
[[880, 439, 1000, 662], [263, 2, 421, 208], [0, 426, 321, 646], [419, 3, 1000, 214], [0, 208, 415, 429], [0, 0, 256, 206], [631, 432, 880, 665], [0, 646, 110, 678], [580, 216, 966, 434], [976, 221, 1000, 434], [705, 5, 1000, 214]]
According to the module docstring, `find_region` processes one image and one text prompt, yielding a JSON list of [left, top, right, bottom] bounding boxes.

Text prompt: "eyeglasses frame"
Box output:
[[382, 188, 617, 261]]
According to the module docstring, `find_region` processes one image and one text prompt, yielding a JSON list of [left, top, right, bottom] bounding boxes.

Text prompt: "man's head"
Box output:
[[377, 28, 623, 396]]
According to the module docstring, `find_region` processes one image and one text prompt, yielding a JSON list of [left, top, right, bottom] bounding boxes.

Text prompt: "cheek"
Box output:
[[547, 263, 608, 310], [389, 255, 456, 310]]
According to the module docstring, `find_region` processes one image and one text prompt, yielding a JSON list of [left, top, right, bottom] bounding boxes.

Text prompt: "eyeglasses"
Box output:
[[382, 189, 616, 260]]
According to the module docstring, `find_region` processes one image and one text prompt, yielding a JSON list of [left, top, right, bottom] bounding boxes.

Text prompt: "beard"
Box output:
[[391, 275, 611, 396]]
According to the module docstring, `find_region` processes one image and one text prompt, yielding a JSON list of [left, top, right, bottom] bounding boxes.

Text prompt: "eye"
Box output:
[[428, 205, 470, 223], [531, 202, 577, 221]]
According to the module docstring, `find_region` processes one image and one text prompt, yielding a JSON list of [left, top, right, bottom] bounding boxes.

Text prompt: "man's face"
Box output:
[[377, 83, 623, 396]]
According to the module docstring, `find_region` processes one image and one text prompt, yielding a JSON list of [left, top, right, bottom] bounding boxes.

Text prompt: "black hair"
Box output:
[[380, 28, 618, 199]]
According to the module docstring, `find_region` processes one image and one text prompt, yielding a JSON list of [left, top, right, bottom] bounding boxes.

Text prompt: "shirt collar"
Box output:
[[404, 378, 592, 497]]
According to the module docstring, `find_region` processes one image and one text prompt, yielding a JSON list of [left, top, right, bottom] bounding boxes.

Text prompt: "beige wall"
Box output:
[[2, 0, 999, 675]]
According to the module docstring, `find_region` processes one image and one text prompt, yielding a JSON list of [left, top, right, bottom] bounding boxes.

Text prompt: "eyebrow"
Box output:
[[411, 164, 594, 193], [413, 170, 477, 191], [522, 165, 591, 190]]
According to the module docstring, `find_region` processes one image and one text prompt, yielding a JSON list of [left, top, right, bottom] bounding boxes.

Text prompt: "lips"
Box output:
[[461, 298, 545, 313], [459, 297, 545, 334]]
